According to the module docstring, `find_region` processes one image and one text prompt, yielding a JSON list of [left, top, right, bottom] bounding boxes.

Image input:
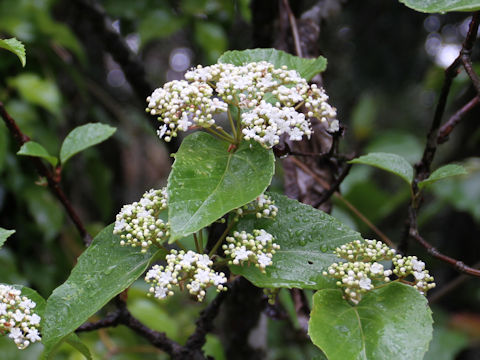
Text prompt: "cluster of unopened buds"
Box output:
[[236, 193, 278, 219], [0, 285, 41, 349], [324, 239, 435, 304], [223, 229, 280, 272], [146, 61, 339, 149], [145, 250, 227, 302], [113, 188, 169, 253]]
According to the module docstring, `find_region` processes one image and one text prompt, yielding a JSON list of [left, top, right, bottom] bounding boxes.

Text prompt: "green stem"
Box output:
[[208, 216, 238, 257], [198, 230, 204, 252], [193, 232, 201, 253], [227, 106, 237, 139], [205, 128, 235, 143], [294, 100, 305, 110]]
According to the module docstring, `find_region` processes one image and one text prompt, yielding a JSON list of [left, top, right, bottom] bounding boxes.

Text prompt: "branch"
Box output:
[[0, 102, 92, 246], [403, 14, 480, 277], [183, 279, 239, 352], [77, 300, 183, 357], [69, 0, 179, 155], [437, 96, 480, 144]]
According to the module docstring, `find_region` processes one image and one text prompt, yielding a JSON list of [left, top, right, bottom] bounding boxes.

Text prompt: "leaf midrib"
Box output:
[[175, 147, 234, 233]]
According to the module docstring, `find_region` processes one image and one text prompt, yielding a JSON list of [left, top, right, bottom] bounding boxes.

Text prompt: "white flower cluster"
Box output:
[[241, 101, 312, 148], [145, 250, 227, 302], [148, 61, 338, 148], [325, 240, 435, 304], [146, 80, 228, 142], [113, 188, 169, 252], [223, 229, 280, 272], [392, 256, 435, 294], [0, 285, 41, 349], [334, 239, 396, 262], [236, 193, 278, 219], [325, 261, 393, 305]]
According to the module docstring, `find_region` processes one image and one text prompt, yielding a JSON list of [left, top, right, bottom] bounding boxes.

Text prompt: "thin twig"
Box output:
[[404, 14, 480, 278], [437, 96, 480, 144], [282, 0, 303, 57], [0, 102, 92, 246], [313, 163, 352, 207], [428, 260, 480, 304], [290, 157, 395, 247]]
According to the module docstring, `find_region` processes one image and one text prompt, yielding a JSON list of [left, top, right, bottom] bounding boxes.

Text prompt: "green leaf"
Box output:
[[218, 48, 327, 81], [308, 283, 433, 360], [231, 193, 363, 289], [419, 164, 468, 189], [398, 0, 480, 13], [0, 38, 26, 67], [59, 123, 116, 165], [139, 9, 185, 45], [64, 334, 92, 360], [7, 73, 61, 115], [349, 152, 414, 185], [167, 132, 274, 241], [0, 228, 15, 248], [195, 22, 227, 64], [42, 224, 158, 354], [17, 141, 58, 167]]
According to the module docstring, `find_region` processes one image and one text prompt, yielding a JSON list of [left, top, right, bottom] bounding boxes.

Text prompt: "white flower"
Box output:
[[29, 314, 41, 326], [359, 277, 372, 290], [26, 329, 41, 343], [411, 259, 425, 272], [257, 253, 272, 268], [413, 271, 425, 280], [12, 310, 24, 322], [370, 262, 384, 275], [233, 247, 252, 261], [154, 286, 169, 299], [9, 328, 22, 341], [0, 303, 7, 315]]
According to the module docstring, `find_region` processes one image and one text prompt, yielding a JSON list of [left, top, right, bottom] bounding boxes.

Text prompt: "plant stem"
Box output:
[[209, 217, 237, 257], [205, 128, 235, 143], [194, 232, 201, 253], [227, 106, 237, 139]]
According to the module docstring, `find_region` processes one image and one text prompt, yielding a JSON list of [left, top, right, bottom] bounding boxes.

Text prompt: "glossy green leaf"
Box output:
[[42, 224, 158, 354], [59, 123, 116, 165], [308, 283, 433, 360], [64, 334, 92, 360], [398, 0, 480, 13], [0, 228, 15, 248], [349, 152, 414, 185], [218, 48, 327, 81], [0, 38, 26, 67], [167, 132, 274, 241], [231, 193, 363, 289], [7, 73, 61, 115], [419, 164, 468, 189], [17, 141, 58, 167]]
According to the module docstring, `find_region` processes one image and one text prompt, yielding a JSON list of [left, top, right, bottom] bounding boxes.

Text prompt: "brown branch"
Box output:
[[313, 163, 352, 207], [282, 0, 302, 57], [437, 96, 480, 144], [0, 102, 92, 246], [428, 260, 480, 304], [403, 14, 480, 273]]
